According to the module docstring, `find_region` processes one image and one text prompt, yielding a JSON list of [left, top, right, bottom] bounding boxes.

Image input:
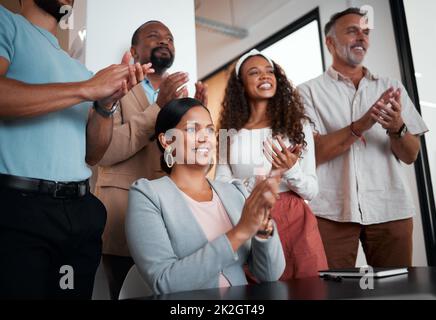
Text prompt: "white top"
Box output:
[[297, 67, 428, 225], [215, 122, 318, 201]]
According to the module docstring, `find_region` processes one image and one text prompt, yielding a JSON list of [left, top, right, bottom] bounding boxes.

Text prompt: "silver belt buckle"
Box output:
[[78, 183, 88, 197], [52, 182, 68, 199]]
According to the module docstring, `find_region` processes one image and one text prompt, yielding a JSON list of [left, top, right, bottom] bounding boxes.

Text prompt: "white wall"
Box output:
[[68, 0, 87, 63], [197, 0, 428, 267], [404, 0, 436, 206], [85, 0, 197, 93]]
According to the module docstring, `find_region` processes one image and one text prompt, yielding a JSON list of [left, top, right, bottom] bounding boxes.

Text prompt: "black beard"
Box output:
[[150, 47, 174, 74], [34, 0, 70, 23]]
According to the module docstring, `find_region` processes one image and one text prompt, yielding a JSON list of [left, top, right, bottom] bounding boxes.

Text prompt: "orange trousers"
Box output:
[[271, 191, 328, 280]]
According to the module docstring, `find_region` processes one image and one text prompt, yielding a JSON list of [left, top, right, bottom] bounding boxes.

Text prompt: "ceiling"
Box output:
[[195, 0, 291, 29], [195, 0, 295, 77]]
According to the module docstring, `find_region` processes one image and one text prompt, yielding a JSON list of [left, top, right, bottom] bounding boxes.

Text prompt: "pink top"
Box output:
[[181, 190, 233, 288]]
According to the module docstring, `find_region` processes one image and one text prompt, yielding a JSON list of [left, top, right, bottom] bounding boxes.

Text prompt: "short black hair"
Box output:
[[324, 7, 367, 36], [155, 98, 209, 174], [131, 20, 163, 46]]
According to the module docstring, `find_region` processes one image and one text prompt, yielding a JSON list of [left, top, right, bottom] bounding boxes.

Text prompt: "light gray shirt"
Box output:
[[298, 67, 428, 225]]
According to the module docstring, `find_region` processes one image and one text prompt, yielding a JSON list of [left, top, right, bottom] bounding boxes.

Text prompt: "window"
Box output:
[[403, 0, 436, 204], [390, 0, 436, 266], [260, 19, 324, 86]]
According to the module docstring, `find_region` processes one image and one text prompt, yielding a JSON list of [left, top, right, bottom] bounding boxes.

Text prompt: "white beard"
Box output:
[[335, 41, 365, 66]]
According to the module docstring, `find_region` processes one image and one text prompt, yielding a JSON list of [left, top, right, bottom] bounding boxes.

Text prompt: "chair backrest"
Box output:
[[118, 265, 153, 300]]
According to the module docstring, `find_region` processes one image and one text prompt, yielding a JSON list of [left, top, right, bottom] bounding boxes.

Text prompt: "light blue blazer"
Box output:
[[126, 176, 285, 295]]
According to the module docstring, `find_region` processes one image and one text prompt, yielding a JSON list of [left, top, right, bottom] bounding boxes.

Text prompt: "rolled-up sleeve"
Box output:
[[395, 80, 428, 136]]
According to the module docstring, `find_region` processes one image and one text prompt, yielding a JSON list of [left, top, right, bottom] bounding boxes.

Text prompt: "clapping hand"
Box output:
[[87, 51, 155, 109], [371, 88, 404, 133], [263, 136, 302, 171]]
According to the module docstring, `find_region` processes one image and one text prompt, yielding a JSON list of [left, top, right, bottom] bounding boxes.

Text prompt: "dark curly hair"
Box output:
[[219, 59, 311, 148]]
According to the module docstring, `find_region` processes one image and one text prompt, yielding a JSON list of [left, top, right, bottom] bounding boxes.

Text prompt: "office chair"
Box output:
[[118, 264, 153, 300]]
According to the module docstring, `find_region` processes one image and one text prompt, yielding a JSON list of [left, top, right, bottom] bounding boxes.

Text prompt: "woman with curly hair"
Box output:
[[215, 49, 328, 280]]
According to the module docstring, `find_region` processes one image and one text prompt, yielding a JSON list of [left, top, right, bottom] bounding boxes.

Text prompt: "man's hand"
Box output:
[[312, 87, 404, 166], [0, 53, 153, 120], [371, 88, 404, 133], [156, 72, 189, 108], [83, 52, 155, 109], [353, 87, 396, 135], [194, 81, 208, 107]]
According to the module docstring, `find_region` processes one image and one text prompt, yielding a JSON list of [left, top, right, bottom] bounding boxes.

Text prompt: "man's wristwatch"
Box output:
[[387, 123, 408, 138], [93, 100, 119, 118]]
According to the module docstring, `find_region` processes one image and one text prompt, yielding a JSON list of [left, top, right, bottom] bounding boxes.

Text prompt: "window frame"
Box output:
[[201, 8, 325, 82], [390, 0, 436, 266]]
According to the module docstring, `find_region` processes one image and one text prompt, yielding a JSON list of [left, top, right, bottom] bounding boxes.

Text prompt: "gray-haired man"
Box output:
[[298, 8, 428, 269]]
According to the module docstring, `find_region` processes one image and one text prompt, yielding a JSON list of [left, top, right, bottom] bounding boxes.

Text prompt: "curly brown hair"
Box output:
[[219, 59, 311, 148]]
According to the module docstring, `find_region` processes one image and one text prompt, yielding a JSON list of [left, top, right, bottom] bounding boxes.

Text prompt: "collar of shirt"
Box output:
[[327, 66, 379, 82], [142, 79, 160, 104]]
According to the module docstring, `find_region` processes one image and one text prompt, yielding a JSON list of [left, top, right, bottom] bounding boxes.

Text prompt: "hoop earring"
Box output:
[[164, 146, 175, 168]]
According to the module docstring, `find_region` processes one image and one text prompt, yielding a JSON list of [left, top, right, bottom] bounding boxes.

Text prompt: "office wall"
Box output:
[[197, 0, 428, 267], [404, 0, 436, 210], [85, 0, 197, 94]]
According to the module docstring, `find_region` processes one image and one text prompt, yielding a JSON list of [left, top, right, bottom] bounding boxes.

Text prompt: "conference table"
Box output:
[[139, 267, 436, 300]]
